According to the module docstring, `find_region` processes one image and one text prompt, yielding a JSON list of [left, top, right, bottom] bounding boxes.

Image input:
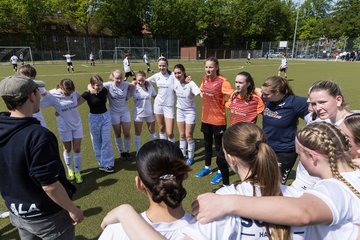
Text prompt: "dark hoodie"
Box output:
[[0, 112, 75, 218]]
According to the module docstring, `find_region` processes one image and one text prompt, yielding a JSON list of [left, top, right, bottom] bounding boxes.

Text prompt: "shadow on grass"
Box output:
[[287, 78, 295, 81], [0, 222, 18, 239]]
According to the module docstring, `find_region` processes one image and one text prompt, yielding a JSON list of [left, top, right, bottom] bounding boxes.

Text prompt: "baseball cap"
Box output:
[[0, 75, 45, 100]]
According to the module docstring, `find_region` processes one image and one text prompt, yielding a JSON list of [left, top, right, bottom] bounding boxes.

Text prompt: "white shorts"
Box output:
[[176, 108, 196, 125], [59, 127, 83, 142], [134, 113, 155, 123], [154, 105, 174, 119], [110, 111, 131, 125]]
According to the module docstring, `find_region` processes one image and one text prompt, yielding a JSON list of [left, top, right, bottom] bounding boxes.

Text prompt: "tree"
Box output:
[[330, 0, 360, 38]]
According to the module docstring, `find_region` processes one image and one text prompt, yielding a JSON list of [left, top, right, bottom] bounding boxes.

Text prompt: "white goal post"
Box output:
[[0, 46, 34, 65], [114, 47, 160, 64]]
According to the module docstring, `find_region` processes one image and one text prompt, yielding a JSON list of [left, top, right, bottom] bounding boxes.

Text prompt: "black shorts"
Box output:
[[125, 71, 133, 78], [12, 64, 17, 68], [67, 62, 73, 66], [280, 67, 287, 72], [201, 122, 226, 136]]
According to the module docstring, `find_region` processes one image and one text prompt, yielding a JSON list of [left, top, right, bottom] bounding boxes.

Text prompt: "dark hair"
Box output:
[[2, 95, 29, 110], [157, 57, 171, 74], [205, 56, 220, 75], [17, 64, 37, 79], [57, 79, 75, 94], [90, 74, 104, 85], [233, 71, 255, 102], [136, 140, 190, 209], [173, 64, 187, 79], [262, 76, 294, 96]]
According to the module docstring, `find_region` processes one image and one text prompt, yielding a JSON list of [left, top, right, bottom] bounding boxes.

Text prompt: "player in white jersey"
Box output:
[[143, 52, 153, 73], [278, 54, 288, 79], [101, 125, 305, 240], [292, 80, 352, 191], [147, 57, 176, 142], [89, 51, 95, 66], [10, 54, 19, 72], [104, 69, 134, 160], [173, 64, 201, 166], [17, 64, 47, 127], [193, 122, 360, 240], [131, 71, 157, 153], [40, 79, 84, 183], [99, 140, 203, 240], [123, 53, 133, 81], [63, 52, 75, 73]]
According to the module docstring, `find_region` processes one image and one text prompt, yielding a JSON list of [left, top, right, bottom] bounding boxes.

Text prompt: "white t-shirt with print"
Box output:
[[186, 183, 305, 240], [63, 54, 72, 63], [132, 84, 156, 118], [40, 89, 82, 131], [103, 81, 130, 114], [303, 170, 360, 240], [123, 57, 131, 73], [10, 55, 18, 64], [147, 72, 175, 107], [174, 80, 200, 110], [98, 212, 202, 240]]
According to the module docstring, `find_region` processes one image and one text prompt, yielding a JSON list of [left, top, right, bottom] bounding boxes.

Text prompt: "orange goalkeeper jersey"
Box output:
[[200, 75, 233, 125]]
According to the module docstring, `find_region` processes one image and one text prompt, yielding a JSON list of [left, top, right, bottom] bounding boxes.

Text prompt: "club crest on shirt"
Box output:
[[263, 108, 282, 119]]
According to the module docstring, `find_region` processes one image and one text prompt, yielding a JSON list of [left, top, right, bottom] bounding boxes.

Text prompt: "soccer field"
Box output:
[[0, 59, 359, 239]]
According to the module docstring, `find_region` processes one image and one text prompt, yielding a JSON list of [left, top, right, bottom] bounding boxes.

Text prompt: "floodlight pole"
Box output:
[[291, 2, 300, 58]]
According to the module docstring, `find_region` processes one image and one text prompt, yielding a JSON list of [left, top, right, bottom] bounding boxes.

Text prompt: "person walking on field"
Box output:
[[89, 52, 95, 66], [63, 52, 75, 73], [123, 53, 134, 81], [278, 54, 288, 79], [10, 54, 19, 72], [143, 52, 153, 73], [0, 75, 83, 239]]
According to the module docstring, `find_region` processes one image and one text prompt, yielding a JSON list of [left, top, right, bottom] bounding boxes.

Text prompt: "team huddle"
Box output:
[[0, 56, 359, 240]]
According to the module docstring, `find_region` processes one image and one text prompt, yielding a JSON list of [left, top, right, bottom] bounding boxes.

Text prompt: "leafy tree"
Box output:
[[329, 0, 360, 37]]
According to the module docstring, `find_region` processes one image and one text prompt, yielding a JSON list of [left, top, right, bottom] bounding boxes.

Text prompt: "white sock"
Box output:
[[115, 137, 124, 152], [168, 137, 175, 143], [134, 135, 141, 153], [187, 139, 195, 159], [159, 133, 167, 140], [73, 152, 82, 173], [151, 132, 158, 140], [205, 166, 211, 169], [63, 151, 72, 170], [179, 138, 187, 157], [124, 137, 131, 152]]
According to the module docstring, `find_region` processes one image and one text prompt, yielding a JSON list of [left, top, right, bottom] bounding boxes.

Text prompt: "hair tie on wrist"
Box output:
[[255, 141, 262, 150]]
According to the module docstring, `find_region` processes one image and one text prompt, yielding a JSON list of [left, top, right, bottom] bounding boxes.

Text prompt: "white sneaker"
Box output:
[[0, 211, 9, 218]]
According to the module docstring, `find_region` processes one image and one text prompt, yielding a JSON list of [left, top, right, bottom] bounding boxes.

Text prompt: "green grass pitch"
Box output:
[[0, 58, 359, 239]]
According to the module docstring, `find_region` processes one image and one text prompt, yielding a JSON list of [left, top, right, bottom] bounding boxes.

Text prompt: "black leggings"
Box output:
[[276, 151, 298, 184], [201, 122, 229, 185]]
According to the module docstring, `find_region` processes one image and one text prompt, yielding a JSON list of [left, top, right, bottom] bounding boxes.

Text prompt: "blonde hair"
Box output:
[[297, 122, 360, 198], [222, 122, 290, 240], [109, 69, 123, 81]]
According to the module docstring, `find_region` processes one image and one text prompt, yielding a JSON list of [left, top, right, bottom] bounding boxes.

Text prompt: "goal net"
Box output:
[[0, 46, 34, 65], [114, 47, 160, 64], [98, 50, 116, 63]]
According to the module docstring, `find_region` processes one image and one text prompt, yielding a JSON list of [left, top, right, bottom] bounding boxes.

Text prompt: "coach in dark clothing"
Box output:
[[0, 75, 83, 239]]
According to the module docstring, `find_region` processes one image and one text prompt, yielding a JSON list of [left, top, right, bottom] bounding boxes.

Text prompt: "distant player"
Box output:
[[63, 52, 75, 73], [89, 52, 95, 66], [10, 54, 19, 72], [278, 54, 288, 79], [246, 52, 251, 64], [143, 52, 153, 73], [19, 52, 24, 65], [123, 53, 134, 81]]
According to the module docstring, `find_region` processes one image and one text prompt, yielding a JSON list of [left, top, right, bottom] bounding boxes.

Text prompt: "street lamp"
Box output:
[[291, 1, 300, 58]]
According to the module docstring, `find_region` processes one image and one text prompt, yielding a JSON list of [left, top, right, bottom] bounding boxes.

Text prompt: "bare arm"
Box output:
[[77, 96, 86, 106], [42, 181, 83, 225], [100, 204, 165, 240], [192, 192, 332, 226]]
